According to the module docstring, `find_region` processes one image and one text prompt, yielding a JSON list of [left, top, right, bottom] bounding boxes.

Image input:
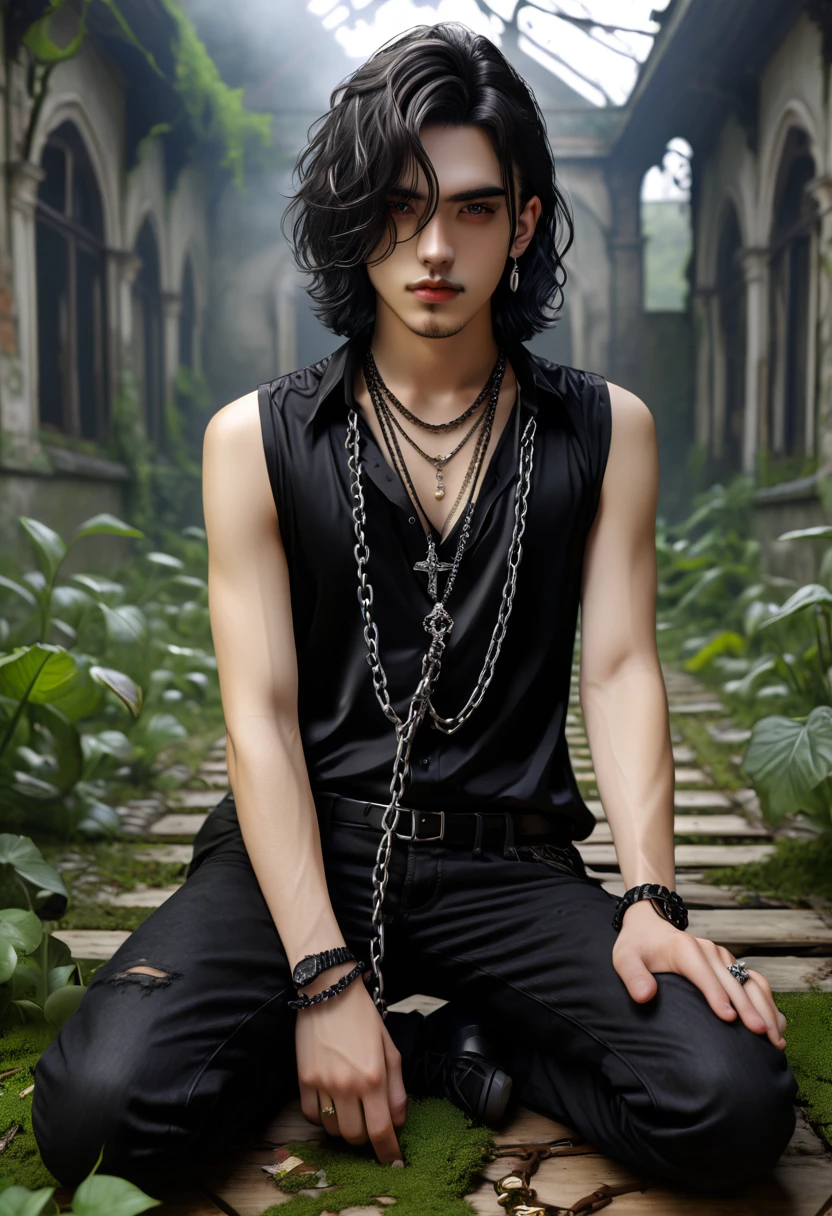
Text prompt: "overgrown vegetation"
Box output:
[[0, 510, 222, 840]]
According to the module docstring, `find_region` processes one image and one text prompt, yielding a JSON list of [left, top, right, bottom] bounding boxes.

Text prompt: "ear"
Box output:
[[510, 194, 542, 258]]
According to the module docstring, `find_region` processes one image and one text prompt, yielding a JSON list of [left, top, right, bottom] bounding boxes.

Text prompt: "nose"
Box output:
[[415, 209, 454, 267]]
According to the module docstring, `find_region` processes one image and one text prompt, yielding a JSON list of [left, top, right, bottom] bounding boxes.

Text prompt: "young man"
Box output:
[[33, 21, 797, 1196]]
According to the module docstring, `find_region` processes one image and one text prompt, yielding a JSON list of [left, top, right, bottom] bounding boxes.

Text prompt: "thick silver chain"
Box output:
[[346, 408, 537, 1016]]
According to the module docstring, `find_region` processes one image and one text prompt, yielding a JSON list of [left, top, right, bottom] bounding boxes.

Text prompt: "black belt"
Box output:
[[314, 792, 573, 856]]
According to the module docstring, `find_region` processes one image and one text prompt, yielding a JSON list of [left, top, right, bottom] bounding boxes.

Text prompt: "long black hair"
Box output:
[[281, 21, 574, 345]]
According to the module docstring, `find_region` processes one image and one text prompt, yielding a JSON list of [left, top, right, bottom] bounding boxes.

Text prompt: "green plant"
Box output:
[[0, 1147, 160, 1215], [0, 835, 86, 1036]]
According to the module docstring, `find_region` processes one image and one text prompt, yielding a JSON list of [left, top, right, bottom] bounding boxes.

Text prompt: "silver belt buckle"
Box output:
[[395, 808, 445, 841]]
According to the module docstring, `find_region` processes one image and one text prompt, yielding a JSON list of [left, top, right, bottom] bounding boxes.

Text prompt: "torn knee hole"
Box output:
[[108, 958, 182, 993]]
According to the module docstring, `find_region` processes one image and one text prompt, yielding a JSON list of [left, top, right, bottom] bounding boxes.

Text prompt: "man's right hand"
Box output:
[[295, 961, 408, 1165]]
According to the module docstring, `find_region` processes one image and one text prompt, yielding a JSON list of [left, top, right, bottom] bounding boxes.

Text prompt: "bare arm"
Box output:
[[578, 383, 787, 1051], [202, 392, 407, 1158], [578, 382, 675, 892]]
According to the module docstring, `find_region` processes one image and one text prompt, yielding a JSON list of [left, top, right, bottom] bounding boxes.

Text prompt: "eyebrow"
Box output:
[[388, 184, 506, 203]]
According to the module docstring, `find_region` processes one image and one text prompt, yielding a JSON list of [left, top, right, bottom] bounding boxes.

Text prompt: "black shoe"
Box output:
[[389, 1002, 513, 1125]]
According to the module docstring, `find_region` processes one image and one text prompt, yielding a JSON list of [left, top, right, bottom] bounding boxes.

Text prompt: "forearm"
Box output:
[[579, 658, 676, 891], [225, 715, 348, 971]]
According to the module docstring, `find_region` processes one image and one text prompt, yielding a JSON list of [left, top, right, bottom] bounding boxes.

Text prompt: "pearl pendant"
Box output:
[[434, 488, 445, 500]]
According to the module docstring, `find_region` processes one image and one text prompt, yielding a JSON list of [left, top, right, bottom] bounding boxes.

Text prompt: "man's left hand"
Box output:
[[611, 899, 788, 1050]]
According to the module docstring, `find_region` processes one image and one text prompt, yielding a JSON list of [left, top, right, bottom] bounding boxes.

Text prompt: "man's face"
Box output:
[[364, 123, 539, 340]]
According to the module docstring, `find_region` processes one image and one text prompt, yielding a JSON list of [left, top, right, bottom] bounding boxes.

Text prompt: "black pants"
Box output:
[[32, 791, 798, 1193]]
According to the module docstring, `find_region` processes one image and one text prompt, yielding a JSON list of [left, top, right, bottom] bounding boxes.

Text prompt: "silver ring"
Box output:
[[727, 961, 750, 985], [320, 1104, 336, 1118]]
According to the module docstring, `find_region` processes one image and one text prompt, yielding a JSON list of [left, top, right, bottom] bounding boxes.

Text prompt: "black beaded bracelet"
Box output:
[[611, 883, 689, 932], [287, 960, 366, 1010]]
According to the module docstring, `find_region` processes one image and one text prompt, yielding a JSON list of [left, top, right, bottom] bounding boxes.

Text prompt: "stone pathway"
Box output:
[[49, 660, 832, 1214]]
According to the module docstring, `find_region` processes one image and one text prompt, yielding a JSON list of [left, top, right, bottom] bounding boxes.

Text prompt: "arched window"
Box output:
[[179, 257, 196, 370], [132, 218, 165, 447], [641, 138, 693, 312], [36, 121, 108, 439], [715, 205, 746, 474], [768, 126, 818, 458]]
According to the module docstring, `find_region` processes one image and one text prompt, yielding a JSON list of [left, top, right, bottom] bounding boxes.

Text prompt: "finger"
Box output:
[[382, 1028, 409, 1128], [673, 937, 743, 1022], [300, 1080, 323, 1127], [362, 1087, 404, 1164], [739, 968, 788, 1036], [699, 945, 785, 1047], [317, 1090, 341, 1138], [332, 1091, 369, 1147], [613, 944, 658, 1003], [739, 975, 788, 1048]]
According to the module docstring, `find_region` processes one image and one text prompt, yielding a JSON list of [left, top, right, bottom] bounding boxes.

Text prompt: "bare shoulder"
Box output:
[[605, 379, 655, 439], [204, 388, 260, 450], [202, 389, 276, 534]]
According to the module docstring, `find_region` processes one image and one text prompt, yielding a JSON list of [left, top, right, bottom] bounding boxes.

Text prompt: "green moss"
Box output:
[[708, 834, 832, 904], [0, 1025, 60, 1190], [670, 716, 745, 790], [52, 903, 154, 932], [775, 991, 832, 1146], [260, 1096, 494, 1216]]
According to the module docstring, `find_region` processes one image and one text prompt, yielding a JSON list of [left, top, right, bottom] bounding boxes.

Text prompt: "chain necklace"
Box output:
[[371, 380, 489, 502], [364, 345, 502, 431], [345, 402, 537, 1017], [365, 351, 505, 587]]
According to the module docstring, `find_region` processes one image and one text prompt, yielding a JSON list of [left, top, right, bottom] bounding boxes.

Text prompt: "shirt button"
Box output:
[[409, 516, 416, 525], [419, 757, 430, 769]]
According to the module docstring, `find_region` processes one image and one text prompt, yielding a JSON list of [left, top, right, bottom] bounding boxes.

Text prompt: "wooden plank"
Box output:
[[740, 956, 832, 992], [577, 843, 776, 868], [464, 1104, 832, 1215], [586, 791, 738, 815], [52, 930, 130, 958], [668, 700, 724, 713], [599, 878, 761, 909], [685, 909, 832, 950], [584, 816, 770, 843], [149, 814, 207, 837]]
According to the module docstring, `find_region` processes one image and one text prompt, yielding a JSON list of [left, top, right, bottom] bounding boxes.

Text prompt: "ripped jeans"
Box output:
[[31, 789, 798, 1192]]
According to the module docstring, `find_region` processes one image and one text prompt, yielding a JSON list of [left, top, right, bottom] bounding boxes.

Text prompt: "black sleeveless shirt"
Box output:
[[257, 332, 612, 842]]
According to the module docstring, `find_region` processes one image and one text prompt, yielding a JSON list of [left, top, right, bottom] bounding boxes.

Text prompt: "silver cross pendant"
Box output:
[[413, 535, 452, 601]]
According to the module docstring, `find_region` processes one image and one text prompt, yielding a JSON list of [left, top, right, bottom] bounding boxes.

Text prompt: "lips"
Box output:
[[411, 286, 460, 302]]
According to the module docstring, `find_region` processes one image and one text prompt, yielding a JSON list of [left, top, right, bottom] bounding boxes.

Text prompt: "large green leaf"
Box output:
[[758, 584, 832, 630], [51, 584, 95, 627], [0, 835, 68, 907], [0, 1184, 56, 1216], [72, 1174, 161, 1216], [0, 645, 78, 704], [145, 552, 184, 571], [26, 701, 84, 790], [743, 707, 832, 824], [44, 983, 86, 1031], [47, 653, 104, 723], [0, 909, 43, 955], [70, 573, 125, 601], [90, 666, 143, 716], [17, 518, 66, 582], [777, 525, 832, 541], [0, 576, 38, 609], [70, 513, 144, 543], [98, 604, 148, 647], [0, 939, 18, 984]]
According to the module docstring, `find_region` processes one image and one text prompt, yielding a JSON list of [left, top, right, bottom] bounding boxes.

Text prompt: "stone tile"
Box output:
[[149, 814, 206, 837], [673, 767, 711, 785], [673, 789, 734, 809], [707, 723, 753, 745], [667, 700, 724, 714], [133, 845, 194, 865], [94, 884, 181, 908], [671, 744, 697, 763], [171, 789, 228, 809], [51, 930, 130, 958]]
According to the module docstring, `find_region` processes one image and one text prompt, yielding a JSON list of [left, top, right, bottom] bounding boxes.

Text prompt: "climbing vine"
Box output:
[[18, 0, 272, 188]]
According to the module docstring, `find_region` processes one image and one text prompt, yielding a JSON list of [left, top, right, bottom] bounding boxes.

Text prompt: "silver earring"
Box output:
[[509, 256, 519, 293]]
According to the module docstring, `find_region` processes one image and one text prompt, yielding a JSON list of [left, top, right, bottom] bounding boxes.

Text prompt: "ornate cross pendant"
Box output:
[[413, 538, 452, 601]]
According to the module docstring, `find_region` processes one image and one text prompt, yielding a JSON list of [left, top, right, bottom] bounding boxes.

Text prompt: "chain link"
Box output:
[[345, 407, 537, 1016]]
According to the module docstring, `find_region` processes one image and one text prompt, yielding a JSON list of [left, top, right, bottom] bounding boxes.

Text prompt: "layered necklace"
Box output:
[[346, 347, 538, 1017]]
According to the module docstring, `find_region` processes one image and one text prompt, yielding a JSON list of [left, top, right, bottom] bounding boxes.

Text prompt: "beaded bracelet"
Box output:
[[287, 960, 367, 1010]]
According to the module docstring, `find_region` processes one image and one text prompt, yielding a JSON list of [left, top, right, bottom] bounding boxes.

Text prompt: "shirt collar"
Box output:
[[305, 330, 561, 432]]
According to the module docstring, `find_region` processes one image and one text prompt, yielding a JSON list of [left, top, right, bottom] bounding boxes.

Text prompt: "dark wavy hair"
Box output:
[[280, 21, 574, 345]]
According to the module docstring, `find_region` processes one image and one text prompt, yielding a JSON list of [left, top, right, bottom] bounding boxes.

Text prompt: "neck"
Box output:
[[365, 300, 504, 424]]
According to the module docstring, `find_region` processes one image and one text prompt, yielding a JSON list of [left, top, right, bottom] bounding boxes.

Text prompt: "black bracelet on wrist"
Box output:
[[611, 883, 688, 932], [287, 960, 366, 1010], [291, 946, 356, 989]]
